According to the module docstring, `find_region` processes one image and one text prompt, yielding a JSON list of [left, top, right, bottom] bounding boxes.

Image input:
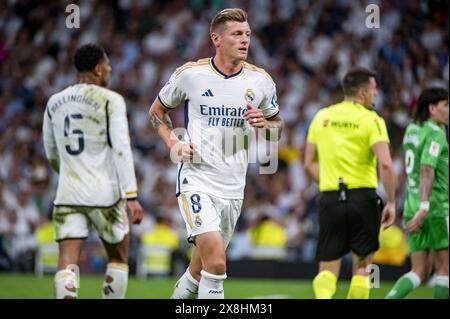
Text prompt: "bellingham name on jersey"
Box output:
[[43, 84, 138, 207]]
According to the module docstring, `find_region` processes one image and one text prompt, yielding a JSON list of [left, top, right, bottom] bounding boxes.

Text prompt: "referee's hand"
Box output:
[[381, 202, 396, 230]]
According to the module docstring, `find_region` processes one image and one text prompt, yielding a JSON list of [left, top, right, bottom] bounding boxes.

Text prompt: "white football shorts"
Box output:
[[177, 191, 243, 248], [52, 200, 129, 244]]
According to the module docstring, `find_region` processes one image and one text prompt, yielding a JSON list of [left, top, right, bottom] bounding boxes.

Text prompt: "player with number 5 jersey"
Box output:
[[44, 76, 137, 207], [43, 43, 143, 299]]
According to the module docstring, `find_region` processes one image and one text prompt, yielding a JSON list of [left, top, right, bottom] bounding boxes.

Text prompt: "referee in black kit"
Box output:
[[304, 67, 396, 299]]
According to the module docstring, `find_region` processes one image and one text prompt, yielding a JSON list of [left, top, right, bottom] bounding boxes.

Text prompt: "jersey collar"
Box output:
[[342, 100, 369, 110], [425, 119, 443, 131], [210, 57, 244, 79]]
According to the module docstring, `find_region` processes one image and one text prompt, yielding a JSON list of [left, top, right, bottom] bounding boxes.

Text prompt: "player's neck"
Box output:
[[212, 55, 243, 76], [428, 117, 444, 127], [344, 97, 367, 108], [78, 73, 102, 86]]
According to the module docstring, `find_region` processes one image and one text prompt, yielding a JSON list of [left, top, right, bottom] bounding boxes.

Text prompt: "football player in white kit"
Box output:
[[149, 8, 284, 299], [43, 44, 143, 299]]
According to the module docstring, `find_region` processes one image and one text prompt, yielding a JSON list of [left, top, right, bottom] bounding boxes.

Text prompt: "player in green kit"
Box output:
[[386, 87, 448, 299]]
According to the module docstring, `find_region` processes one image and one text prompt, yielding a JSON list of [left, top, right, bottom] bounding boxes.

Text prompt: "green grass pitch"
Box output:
[[0, 274, 433, 299]]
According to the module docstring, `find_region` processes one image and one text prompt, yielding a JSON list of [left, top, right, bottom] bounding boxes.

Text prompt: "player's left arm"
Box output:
[[243, 79, 284, 141], [108, 96, 138, 196], [419, 164, 435, 204], [263, 113, 284, 141], [407, 133, 443, 233], [109, 95, 143, 224], [243, 103, 284, 141], [407, 164, 435, 233]]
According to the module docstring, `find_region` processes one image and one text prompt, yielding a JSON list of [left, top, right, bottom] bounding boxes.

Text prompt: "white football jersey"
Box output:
[[158, 58, 280, 199], [43, 83, 138, 206]]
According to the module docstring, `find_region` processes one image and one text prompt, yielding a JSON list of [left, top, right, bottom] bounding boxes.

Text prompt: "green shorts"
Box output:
[[407, 216, 449, 253]]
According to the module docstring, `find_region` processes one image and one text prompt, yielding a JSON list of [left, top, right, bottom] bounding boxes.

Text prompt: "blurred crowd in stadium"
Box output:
[[0, 0, 448, 273]]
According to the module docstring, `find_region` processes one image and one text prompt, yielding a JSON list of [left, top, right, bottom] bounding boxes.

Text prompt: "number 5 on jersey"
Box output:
[[64, 113, 85, 155]]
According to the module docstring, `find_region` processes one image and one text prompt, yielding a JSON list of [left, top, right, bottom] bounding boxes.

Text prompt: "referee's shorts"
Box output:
[[316, 188, 383, 261]]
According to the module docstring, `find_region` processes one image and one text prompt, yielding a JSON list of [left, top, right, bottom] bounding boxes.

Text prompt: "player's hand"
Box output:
[[406, 209, 427, 233], [381, 202, 396, 230], [172, 141, 197, 163], [243, 103, 265, 128], [127, 199, 144, 225]]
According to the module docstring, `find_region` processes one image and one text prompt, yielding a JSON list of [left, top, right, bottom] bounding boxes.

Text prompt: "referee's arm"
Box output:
[[372, 141, 396, 229], [304, 142, 319, 182]]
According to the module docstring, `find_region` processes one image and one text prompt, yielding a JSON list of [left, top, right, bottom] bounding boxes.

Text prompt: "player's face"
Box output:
[[362, 77, 377, 108], [98, 54, 112, 87], [215, 21, 251, 62], [430, 99, 449, 125]]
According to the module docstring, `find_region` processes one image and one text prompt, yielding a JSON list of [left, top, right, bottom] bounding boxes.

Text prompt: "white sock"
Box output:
[[405, 271, 422, 289], [435, 275, 449, 288], [171, 268, 199, 299], [55, 269, 78, 299], [102, 263, 129, 299], [198, 270, 227, 299]]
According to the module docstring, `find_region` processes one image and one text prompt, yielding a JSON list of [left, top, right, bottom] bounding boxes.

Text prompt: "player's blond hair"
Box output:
[[210, 8, 248, 34]]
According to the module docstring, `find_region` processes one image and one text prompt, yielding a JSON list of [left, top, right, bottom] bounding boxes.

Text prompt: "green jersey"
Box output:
[[403, 120, 449, 220]]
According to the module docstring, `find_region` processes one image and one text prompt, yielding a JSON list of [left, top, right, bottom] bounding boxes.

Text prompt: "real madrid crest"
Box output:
[[195, 214, 203, 227], [244, 88, 255, 103]]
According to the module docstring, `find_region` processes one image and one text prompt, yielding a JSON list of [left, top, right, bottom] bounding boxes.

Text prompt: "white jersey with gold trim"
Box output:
[[158, 58, 279, 199], [43, 83, 138, 206]]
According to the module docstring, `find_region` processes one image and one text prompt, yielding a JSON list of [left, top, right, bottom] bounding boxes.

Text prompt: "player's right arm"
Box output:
[[148, 71, 196, 162], [148, 98, 176, 148], [42, 102, 60, 172], [304, 143, 319, 182], [370, 115, 396, 229], [148, 99, 196, 162], [372, 141, 396, 228], [304, 112, 320, 183]]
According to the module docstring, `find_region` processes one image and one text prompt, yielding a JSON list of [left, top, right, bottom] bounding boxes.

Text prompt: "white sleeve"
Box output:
[[157, 71, 187, 110], [42, 104, 59, 170], [108, 95, 138, 199], [259, 78, 280, 119]]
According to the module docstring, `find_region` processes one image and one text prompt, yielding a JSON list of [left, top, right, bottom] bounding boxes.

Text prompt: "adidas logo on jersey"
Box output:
[[202, 89, 214, 97]]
